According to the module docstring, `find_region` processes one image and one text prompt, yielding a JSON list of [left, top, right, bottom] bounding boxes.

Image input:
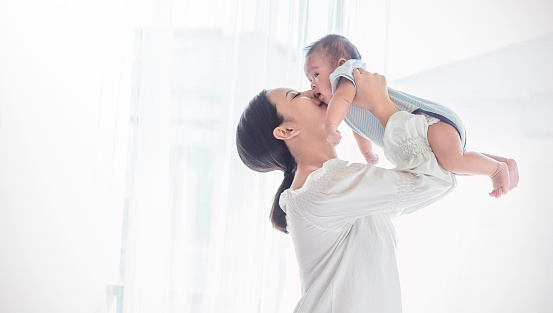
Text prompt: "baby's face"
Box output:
[[304, 52, 336, 104]]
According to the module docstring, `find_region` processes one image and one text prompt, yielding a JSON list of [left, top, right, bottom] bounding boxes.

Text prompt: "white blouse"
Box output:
[[280, 112, 456, 313]]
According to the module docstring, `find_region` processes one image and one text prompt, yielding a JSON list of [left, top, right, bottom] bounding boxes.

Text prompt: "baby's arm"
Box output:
[[325, 78, 356, 146], [352, 130, 379, 164]]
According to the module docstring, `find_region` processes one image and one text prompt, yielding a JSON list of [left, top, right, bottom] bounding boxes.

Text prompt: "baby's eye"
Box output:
[[314, 73, 319, 78]]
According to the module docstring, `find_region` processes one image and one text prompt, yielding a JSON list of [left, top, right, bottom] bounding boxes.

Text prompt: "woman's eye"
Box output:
[[293, 93, 300, 99]]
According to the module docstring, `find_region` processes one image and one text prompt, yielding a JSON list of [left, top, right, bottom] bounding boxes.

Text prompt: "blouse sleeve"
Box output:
[[299, 111, 456, 230]]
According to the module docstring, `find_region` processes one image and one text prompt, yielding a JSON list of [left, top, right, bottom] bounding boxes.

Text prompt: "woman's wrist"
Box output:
[[373, 100, 399, 129]]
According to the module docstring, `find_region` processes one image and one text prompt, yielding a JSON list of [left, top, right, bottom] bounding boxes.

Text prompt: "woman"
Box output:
[[236, 69, 456, 312]]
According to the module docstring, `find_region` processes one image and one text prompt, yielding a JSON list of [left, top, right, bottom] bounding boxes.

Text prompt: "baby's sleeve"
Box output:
[[329, 59, 366, 94]]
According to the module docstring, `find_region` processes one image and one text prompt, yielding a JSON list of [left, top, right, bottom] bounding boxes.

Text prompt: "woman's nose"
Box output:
[[299, 90, 313, 98], [299, 90, 320, 103]]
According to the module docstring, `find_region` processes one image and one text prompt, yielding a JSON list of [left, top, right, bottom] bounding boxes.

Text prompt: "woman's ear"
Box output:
[[273, 124, 300, 140], [338, 58, 347, 66]]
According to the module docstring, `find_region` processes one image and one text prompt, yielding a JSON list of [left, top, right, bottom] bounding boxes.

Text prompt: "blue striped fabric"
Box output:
[[330, 59, 466, 148]]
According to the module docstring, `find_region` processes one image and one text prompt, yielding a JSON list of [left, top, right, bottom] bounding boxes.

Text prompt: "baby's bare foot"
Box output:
[[489, 162, 510, 198], [505, 158, 519, 190]]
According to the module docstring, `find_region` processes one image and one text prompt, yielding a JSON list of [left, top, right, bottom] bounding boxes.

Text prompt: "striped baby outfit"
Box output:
[[330, 59, 466, 149]]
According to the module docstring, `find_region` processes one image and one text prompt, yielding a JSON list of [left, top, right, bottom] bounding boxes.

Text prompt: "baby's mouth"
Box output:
[[318, 95, 327, 105], [313, 92, 326, 105]]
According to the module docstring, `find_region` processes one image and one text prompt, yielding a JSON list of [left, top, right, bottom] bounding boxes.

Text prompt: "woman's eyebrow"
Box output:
[[285, 89, 296, 98]]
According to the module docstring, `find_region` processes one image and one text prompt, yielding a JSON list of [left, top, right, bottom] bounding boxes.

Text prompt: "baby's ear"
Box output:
[[338, 58, 347, 66]]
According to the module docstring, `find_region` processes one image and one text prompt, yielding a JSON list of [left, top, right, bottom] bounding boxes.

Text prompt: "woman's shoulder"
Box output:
[[281, 159, 369, 205], [304, 158, 358, 190], [280, 159, 380, 219]]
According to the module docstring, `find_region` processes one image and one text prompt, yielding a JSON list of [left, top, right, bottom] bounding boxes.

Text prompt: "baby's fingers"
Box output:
[[370, 154, 379, 164], [327, 131, 342, 146]]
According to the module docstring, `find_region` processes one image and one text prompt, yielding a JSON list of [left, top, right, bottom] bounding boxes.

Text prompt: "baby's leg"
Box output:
[[427, 122, 510, 198]]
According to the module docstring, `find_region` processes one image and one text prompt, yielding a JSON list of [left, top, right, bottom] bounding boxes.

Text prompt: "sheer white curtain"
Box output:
[[120, 0, 553, 312], [120, 1, 390, 312]]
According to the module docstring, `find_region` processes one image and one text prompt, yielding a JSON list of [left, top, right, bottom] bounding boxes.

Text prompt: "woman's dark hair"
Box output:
[[236, 90, 296, 234], [304, 34, 362, 66]]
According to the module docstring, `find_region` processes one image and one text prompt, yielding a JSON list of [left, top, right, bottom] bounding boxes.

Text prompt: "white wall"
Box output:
[[0, 1, 131, 312], [387, 0, 553, 78], [390, 35, 553, 313]]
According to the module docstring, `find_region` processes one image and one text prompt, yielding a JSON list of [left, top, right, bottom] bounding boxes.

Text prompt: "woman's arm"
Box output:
[[294, 71, 456, 230], [301, 112, 456, 230]]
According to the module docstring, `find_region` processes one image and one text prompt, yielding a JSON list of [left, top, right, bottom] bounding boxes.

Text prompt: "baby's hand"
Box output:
[[326, 123, 342, 146], [363, 151, 379, 164]]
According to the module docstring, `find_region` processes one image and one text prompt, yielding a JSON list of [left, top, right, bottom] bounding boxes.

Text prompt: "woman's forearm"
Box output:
[[371, 99, 399, 129]]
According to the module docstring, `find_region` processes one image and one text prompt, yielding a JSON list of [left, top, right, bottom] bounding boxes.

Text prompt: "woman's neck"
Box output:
[[290, 142, 337, 190]]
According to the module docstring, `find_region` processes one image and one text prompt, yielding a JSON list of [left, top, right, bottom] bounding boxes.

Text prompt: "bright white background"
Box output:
[[0, 0, 552, 313]]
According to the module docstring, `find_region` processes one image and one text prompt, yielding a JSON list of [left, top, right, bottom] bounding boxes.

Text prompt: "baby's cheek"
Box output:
[[322, 86, 333, 99], [322, 82, 333, 96]]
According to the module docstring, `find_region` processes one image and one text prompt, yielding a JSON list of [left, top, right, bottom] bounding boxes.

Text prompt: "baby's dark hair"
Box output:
[[304, 34, 362, 66]]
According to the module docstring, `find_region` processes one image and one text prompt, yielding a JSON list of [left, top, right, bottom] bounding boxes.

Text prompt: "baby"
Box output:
[[304, 34, 518, 198]]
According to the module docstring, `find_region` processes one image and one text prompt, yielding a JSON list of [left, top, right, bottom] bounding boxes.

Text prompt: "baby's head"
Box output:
[[304, 34, 361, 103]]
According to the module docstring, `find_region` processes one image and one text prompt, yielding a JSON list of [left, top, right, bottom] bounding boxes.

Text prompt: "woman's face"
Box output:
[[267, 88, 327, 138]]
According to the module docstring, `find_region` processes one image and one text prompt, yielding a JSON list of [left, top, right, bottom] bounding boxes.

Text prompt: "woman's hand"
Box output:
[[352, 69, 390, 111], [352, 69, 399, 128]]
